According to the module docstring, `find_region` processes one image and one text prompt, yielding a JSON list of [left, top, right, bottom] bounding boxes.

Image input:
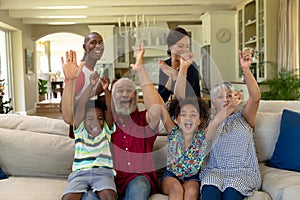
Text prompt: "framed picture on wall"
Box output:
[[25, 49, 34, 74]]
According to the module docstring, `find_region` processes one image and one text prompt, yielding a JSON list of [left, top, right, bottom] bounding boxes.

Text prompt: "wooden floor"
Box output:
[[29, 98, 63, 119]]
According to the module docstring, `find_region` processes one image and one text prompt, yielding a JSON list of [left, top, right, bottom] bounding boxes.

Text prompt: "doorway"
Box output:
[[35, 32, 84, 102]]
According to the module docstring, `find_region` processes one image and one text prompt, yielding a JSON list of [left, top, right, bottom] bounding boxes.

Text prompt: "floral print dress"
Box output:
[[166, 125, 208, 179]]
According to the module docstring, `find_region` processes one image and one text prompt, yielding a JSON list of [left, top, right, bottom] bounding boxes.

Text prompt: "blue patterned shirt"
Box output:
[[199, 109, 261, 196]]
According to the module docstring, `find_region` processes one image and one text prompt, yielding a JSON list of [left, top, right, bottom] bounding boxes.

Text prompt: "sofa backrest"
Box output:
[[258, 100, 300, 113], [0, 114, 69, 136], [0, 114, 74, 177], [253, 112, 281, 162], [0, 128, 74, 177], [254, 100, 300, 162]]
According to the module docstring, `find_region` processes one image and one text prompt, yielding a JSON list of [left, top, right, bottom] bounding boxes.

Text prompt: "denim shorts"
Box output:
[[161, 170, 200, 184], [62, 167, 116, 197]]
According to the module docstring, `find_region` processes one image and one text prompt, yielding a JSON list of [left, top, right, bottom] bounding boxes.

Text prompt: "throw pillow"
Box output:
[[266, 109, 300, 172], [0, 166, 8, 179], [254, 112, 282, 162]]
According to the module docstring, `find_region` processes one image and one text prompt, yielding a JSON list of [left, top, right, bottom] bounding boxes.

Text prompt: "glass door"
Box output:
[[0, 29, 14, 113], [0, 29, 13, 102], [257, 0, 266, 81]]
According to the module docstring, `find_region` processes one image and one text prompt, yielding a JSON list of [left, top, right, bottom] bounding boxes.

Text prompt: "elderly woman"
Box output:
[[199, 49, 261, 200]]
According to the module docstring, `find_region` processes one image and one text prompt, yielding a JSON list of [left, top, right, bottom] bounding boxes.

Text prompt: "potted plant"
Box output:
[[0, 79, 13, 114], [258, 62, 300, 100], [38, 79, 48, 101]]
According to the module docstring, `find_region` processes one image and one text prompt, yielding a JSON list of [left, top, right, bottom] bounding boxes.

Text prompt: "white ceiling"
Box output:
[[0, 0, 242, 25]]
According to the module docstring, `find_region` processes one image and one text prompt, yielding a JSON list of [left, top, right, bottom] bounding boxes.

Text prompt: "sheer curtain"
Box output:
[[278, 0, 299, 71]]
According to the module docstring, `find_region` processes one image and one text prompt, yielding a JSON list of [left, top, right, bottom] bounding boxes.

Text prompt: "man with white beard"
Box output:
[[110, 44, 162, 200]]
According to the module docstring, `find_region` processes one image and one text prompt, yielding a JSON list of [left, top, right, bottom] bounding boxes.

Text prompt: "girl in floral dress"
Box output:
[[160, 95, 241, 200]]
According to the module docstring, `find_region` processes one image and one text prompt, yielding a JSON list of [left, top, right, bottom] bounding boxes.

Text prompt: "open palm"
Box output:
[[61, 50, 84, 80], [239, 50, 252, 71], [130, 44, 145, 72], [159, 61, 178, 80]]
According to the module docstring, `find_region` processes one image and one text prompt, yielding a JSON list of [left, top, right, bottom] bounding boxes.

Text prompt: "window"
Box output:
[[0, 29, 13, 102]]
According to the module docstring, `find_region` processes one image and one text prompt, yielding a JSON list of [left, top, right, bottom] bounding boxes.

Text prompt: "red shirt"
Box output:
[[75, 71, 86, 95], [112, 109, 158, 197]]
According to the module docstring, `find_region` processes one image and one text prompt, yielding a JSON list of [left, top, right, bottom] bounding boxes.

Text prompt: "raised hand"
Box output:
[[229, 91, 243, 109], [61, 50, 84, 80], [239, 49, 253, 71], [130, 43, 145, 72], [159, 60, 178, 80], [100, 76, 110, 91], [89, 71, 100, 87], [180, 51, 194, 70]]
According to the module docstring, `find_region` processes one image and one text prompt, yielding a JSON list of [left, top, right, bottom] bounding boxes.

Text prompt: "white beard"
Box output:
[[114, 100, 137, 116]]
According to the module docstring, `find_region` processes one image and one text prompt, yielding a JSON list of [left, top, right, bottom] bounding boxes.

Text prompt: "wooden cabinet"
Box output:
[[199, 11, 236, 89], [115, 26, 169, 79], [133, 28, 168, 58], [200, 14, 211, 46], [244, 1, 257, 49], [114, 26, 132, 69], [237, 0, 279, 82]]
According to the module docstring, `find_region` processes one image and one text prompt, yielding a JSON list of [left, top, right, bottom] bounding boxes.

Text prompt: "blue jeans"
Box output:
[[82, 190, 99, 200], [122, 175, 151, 200], [201, 185, 245, 200]]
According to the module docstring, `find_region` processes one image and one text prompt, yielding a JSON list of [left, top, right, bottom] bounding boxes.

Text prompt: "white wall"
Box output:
[[0, 10, 35, 114]]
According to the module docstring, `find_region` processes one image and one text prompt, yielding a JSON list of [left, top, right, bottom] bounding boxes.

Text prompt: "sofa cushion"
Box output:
[[0, 167, 8, 179], [253, 112, 281, 162], [0, 127, 74, 177], [266, 109, 300, 171], [148, 187, 271, 200], [0, 176, 67, 199], [244, 190, 271, 200], [260, 163, 300, 200], [0, 114, 69, 136], [149, 194, 168, 200]]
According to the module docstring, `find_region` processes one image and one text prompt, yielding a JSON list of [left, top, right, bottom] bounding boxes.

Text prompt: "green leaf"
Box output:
[[38, 79, 48, 95], [258, 62, 300, 100]]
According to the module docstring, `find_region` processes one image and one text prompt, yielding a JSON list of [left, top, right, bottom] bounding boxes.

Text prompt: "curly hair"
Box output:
[[85, 99, 107, 114], [167, 97, 210, 129]]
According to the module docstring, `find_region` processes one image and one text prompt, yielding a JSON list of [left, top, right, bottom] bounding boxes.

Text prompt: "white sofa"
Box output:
[[0, 100, 300, 200]]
